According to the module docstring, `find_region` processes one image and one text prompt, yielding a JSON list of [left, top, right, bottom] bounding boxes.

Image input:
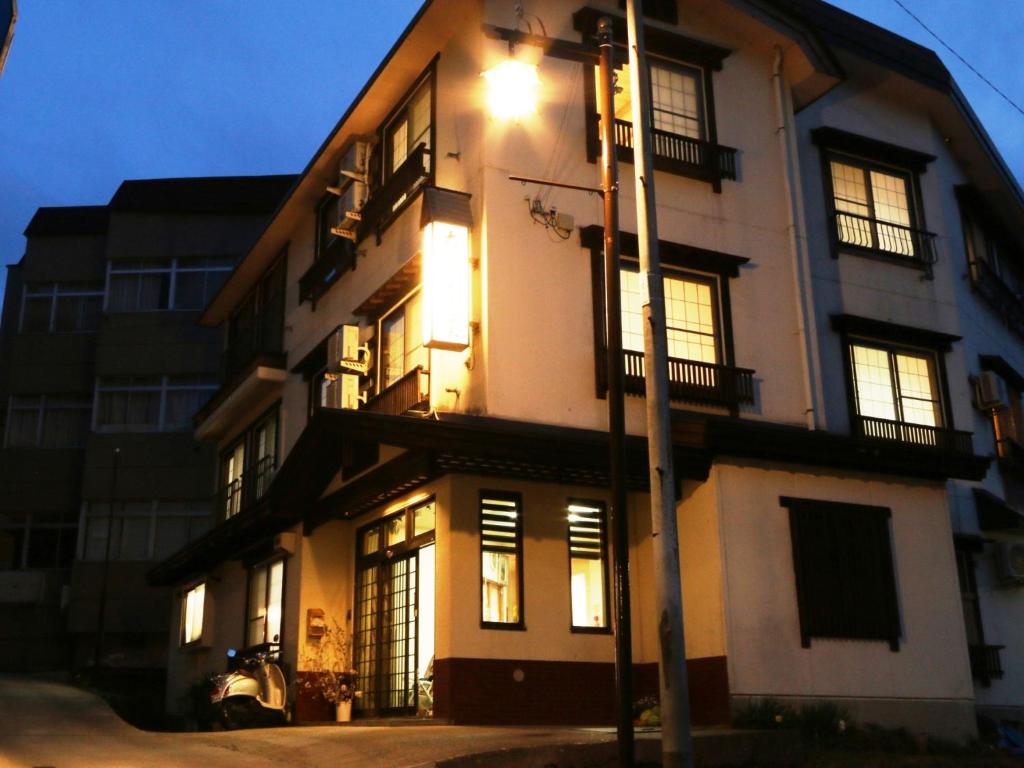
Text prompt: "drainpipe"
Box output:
[[772, 46, 824, 430]]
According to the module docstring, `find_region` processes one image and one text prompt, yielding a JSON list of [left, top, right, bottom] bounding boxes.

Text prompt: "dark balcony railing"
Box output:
[[299, 237, 356, 306], [356, 143, 430, 244], [969, 643, 1005, 685], [364, 366, 429, 417], [622, 349, 755, 407], [832, 211, 937, 269], [608, 118, 738, 183], [969, 258, 1024, 339], [221, 454, 276, 519], [853, 414, 974, 455]]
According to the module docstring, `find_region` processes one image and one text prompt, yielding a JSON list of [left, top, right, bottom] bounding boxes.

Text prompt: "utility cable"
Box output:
[[889, 0, 1024, 119]]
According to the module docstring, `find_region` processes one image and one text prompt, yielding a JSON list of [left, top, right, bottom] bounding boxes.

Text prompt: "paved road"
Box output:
[[0, 676, 616, 768]]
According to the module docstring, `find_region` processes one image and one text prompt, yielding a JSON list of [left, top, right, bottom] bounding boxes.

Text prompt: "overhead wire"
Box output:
[[889, 0, 1024, 119]]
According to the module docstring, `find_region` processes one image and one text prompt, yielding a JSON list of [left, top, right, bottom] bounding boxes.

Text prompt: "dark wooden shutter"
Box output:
[[783, 497, 901, 651]]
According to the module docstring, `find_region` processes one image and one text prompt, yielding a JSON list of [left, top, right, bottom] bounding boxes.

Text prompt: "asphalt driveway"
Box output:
[[0, 676, 618, 768]]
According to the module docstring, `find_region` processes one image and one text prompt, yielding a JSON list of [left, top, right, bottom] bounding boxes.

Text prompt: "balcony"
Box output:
[[364, 366, 429, 417], [221, 454, 276, 519], [969, 258, 1024, 339], [355, 143, 431, 245], [968, 643, 1005, 686], [622, 350, 755, 408], [298, 237, 356, 307], [831, 212, 937, 272], [852, 414, 973, 455], [594, 116, 737, 188]]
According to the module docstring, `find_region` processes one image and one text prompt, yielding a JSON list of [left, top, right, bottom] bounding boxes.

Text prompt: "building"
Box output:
[[0, 0, 15, 76], [0, 175, 293, 673], [149, 0, 1023, 737]]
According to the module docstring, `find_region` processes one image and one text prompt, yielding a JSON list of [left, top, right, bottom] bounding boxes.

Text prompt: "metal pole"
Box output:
[[93, 446, 120, 668], [624, 2, 694, 767], [597, 16, 635, 768]]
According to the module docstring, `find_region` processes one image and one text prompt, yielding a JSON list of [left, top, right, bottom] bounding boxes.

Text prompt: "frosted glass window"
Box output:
[[620, 268, 717, 363], [851, 343, 941, 430], [830, 160, 916, 257], [182, 583, 205, 645]]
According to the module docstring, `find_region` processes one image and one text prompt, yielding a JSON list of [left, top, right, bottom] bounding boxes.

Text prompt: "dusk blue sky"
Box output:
[[1, 0, 1022, 299]]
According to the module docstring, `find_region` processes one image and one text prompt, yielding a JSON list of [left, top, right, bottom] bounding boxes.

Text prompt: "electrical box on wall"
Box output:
[[306, 608, 326, 638]]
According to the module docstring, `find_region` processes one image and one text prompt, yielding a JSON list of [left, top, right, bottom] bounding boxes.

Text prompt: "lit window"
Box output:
[[480, 492, 523, 628], [621, 267, 718, 363], [219, 408, 279, 519], [596, 60, 704, 140], [850, 343, 940, 429], [181, 583, 206, 645], [568, 501, 608, 630], [386, 78, 432, 178], [829, 159, 917, 258], [379, 291, 427, 390], [247, 559, 285, 647]]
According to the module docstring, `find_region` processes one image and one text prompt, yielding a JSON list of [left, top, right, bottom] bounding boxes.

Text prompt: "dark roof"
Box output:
[[108, 174, 297, 215], [775, 0, 950, 91], [23, 206, 108, 237]]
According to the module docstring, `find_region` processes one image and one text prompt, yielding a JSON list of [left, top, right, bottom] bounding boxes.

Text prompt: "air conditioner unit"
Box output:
[[975, 370, 1009, 411], [995, 541, 1024, 586], [327, 325, 369, 375], [324, 373, 364, 410], [330, 139, 373, 241], [273, 532, 297, 556]]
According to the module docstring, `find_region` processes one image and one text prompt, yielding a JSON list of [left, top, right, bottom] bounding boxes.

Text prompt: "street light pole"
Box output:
[[93, 446, 120, 668], [624, 2, 694, 767], [596, 17, 636, 768]]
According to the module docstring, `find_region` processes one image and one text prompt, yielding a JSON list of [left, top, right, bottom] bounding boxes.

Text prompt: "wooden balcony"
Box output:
[[356, 143, 430, 245], [970, 258, 1024, 339], [364, 366, 429, 417], [298, 237, 356, 307], [622, 350, 754, 407], [853, 414, 973, 455], [599, 116, 737, 188]]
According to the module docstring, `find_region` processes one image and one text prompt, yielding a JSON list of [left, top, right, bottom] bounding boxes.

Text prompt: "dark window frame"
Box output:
[[812, 128, 936, 272], [566, 498, 611, 634], [355, 497, 437, 568], [225, 251, 287, 376], [782, 496, 902, 652], [480, 490, 526, 631], [832, 315, 958, 445], [218, 401, 281, 518]]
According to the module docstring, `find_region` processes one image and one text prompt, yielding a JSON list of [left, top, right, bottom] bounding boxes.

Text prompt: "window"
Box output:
[[225, 257, 286, 377], [247, 559, 284, 647], [597, 59, 704, 141], [385, 77, 432, 180], [378, 290, 426, 391], [82, 500, 211, 561], [567, 501, 609, 631], [575, 9, 735, 188], [782, 496, 901, 651], [480, 492, 523, 629], [106, 257, 234, 312], [181, 583, 206, 646], [6, 395, 92, 448], [833, 315, 966, 452], [621, 265, 718, 363], [0, 514, 77, 569], [219, 406, 279, 518], [95, 375, 217, 432], [812, 128, 936, 267], [849, 344, 940, 429], [20, 283, 103, 333], [828, 159, 917, 257]]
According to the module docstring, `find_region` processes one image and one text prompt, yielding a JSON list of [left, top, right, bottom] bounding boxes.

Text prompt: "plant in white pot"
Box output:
[[300, 618, 361, 722]]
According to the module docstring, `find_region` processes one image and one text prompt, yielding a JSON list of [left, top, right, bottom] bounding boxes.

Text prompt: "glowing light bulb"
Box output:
[[482, 59, 540, 120]]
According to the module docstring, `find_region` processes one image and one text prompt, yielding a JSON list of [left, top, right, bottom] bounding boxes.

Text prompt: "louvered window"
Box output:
[[568, 501, 609, 631], [783, 497, 901, 651], [480, 492, 523, 628]]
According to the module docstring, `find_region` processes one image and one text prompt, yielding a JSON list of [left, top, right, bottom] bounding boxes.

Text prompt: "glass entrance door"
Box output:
[[354, 500, 435, 717]]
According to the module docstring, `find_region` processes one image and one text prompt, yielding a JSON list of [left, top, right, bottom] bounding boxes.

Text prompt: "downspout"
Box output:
[[772, 46, 824, 430]]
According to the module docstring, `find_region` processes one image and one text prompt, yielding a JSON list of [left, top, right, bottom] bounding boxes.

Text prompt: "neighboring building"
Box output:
[[0, 175, 293, 672], [149, 0, 1023, 738]]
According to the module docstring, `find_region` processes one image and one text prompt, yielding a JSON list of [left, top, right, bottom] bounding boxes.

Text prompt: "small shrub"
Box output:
[[732, 698, 797, 730], [797, 701, 849, 744]]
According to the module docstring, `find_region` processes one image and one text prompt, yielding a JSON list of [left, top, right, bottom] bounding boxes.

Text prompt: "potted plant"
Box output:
[[300, 618, 361, 722]]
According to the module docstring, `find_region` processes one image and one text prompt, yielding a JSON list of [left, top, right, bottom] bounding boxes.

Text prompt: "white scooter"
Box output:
[[209, 643, 290, 729]]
